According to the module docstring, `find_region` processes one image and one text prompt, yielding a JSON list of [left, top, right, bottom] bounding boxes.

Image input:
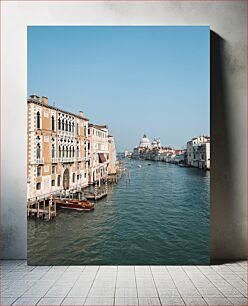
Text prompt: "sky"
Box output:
[[28, 26, 209, 152]]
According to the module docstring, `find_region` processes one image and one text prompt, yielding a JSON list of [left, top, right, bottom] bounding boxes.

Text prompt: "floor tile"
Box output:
[[0, 297, 18, 306], [138, 297, 161, 305], [84, 297, 114, 305], [61, 297, 86, 305], [66, 266, 85, 272], [157, 288, 180, 298], [182, 297, 207, 305], [137, 287, 158, 298], [204, 297, 233, 305], [115, 297, 138, 305], [12, 297, 41, 305], [114, 287, 137, 298], [88, 287, 115, 298], [228, 297, 248, 305], [160, 297, 185, 305], [66, 285, 91, 298], [37, 297, 64, 305]]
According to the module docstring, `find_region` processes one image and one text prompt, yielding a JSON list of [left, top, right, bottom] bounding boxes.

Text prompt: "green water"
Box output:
[[28, 159, 210, 265]]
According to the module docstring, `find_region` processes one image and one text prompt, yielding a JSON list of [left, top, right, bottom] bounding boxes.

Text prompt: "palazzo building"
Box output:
[[27, 95, 116, 201], [187, 136, 210, 169], [88, 124, 109, 185]]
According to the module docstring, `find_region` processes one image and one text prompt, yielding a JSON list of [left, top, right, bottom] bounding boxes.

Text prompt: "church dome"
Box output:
[[139, 133, 151, 148]]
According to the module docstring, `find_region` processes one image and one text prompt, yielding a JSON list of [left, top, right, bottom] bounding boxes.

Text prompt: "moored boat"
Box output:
[[54, 198, 94, 211]]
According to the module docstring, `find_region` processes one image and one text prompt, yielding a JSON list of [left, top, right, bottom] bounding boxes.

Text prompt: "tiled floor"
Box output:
[[1, 260, 247, 305]]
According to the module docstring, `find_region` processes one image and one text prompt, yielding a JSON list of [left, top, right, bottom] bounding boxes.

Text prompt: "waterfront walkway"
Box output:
[[1, 260, 247, 305]]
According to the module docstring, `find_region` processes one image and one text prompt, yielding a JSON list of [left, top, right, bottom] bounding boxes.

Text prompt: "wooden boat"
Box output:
[[54, 198, 94, 211]]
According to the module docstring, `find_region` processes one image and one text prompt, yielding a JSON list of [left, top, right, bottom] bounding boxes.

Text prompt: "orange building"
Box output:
[[27, 95, 89, 201]]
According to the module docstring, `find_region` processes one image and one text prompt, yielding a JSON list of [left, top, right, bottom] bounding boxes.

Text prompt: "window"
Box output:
[[65, 120, 68, 131], [36, 182, 41, 190], [59, 146, 61, 158], [52, 165, 55, 174], [77, 175, 80, 181], [37, 167, 41, 177], [76, 123, 79, 135], [51, 116, 55, 131], [84, 172, 87, 178], [51, 144, 55, 158], [193, 154, 196, 159], [37, 144, 41, 159], [201, 154, 204, 160], [72, 122, 74, 133], [58, 118, 61, 130], [51, 179, 55, 187], [36, 111, 41, 129], [84, 126, 87, 137], [88, 128, 90, 135], [69, 122, 71, 132], [72, 173, 75, 183], [62, 119, 64, 130], [57, 175, 61, 186], [72, 147, 75, 157]]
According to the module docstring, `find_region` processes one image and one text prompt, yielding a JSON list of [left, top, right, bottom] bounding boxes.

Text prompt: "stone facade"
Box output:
[[27, 95, 116, 201], [88, 124, 109, 185], [187, 136, 210, 169]]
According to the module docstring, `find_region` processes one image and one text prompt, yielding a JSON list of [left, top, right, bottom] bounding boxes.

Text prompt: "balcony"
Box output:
[[36, 158, 44, 164], [51, 157, 60, 163]]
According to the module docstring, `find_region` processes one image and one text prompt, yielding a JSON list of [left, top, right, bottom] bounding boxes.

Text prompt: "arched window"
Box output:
[[65, 120, 68, 132], [66, 147, 69, 158], [36, 111, 40, 129], [58, 118, 61, 130], [51, 144, 55, 158], [77, 146, 80, 157], [62, 119, 64, 131], [72, 147, 75, 157], [52, 116, 55, 131], [37, 143, 41, 159], [62, 146, 65, 158], [69, 122, 71, 132], [76, 123, 79, 135], [72, 122, 74, 133], [59, 146, 61, 158], [69, 147, 71, 158]]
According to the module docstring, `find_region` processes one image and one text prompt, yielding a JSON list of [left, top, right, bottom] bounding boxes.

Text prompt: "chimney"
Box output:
[[42, 96, 48, 104], [30, 94, 40, 101], [79, 111, 84, 117]]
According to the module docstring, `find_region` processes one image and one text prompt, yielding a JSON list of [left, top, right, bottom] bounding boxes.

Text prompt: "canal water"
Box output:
[[28, 159, 210, 265]]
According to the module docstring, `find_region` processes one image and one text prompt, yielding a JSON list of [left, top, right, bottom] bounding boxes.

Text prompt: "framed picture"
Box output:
[[27, 25, 210, 265]]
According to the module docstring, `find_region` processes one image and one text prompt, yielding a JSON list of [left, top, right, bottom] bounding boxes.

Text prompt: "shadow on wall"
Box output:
[[210, 30, 247, 263]]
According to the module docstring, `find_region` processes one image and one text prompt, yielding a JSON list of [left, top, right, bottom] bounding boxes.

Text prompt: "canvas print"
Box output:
[[27, 26, 210, 265]]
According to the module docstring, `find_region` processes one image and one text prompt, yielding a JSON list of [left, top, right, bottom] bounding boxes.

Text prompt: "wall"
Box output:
[[1, 1, 246, 260]]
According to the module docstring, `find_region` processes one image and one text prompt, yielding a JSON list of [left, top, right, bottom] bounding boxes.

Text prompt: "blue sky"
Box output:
[[28, 26, 209, 151]]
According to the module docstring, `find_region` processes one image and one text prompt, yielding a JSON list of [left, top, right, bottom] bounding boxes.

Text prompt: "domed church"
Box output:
[[139, 133, 151, 148]]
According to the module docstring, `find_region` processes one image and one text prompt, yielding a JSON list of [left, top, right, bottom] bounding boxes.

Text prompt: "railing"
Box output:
[[36, 158, 44, 164]]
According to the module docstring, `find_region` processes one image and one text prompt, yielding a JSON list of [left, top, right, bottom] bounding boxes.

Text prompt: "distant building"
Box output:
[[187, 136, 210, 169], [108, 135, 117, 174], [151, 138, 161, 149], [139, 133, 151, 149], [88, 124, 109, 185]]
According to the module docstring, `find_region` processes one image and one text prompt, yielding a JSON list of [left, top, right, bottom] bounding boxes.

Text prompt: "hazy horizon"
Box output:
[[28, 26, 210, 151]]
